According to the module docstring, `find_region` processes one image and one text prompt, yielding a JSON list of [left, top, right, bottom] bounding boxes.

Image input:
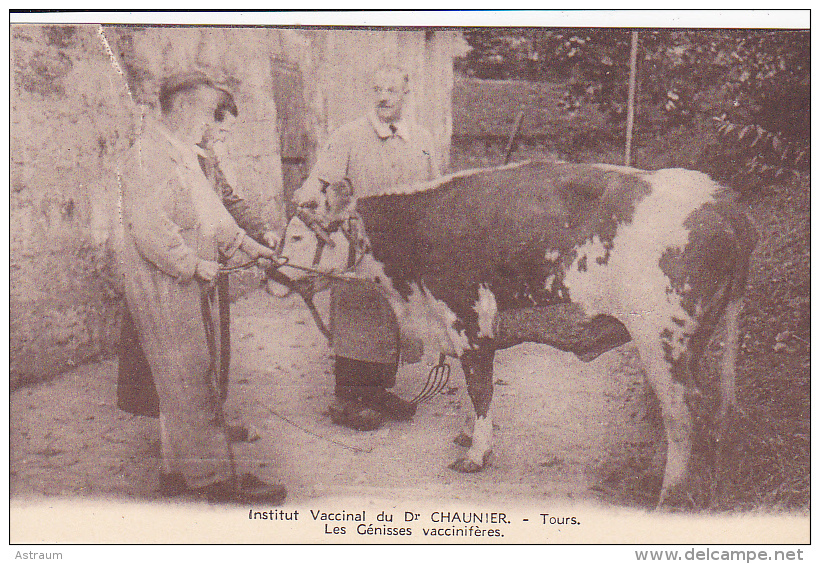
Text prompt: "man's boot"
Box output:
[[355, 359, 417, 421], [161, 473, 287, 505], [363, 387, 417, 421], [190, 474, 287, 504], [326, 356, 384, 431]]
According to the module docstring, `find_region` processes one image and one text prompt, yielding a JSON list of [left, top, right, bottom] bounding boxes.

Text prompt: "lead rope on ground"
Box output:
[[258, 401, 373, 454]]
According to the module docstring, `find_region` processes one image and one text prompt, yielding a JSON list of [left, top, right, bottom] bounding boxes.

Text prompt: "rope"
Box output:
[[265, 265, 332, 341], [259, 402, 373, 454], [218, 260, 260, 274], [199, 283, 238, 487]]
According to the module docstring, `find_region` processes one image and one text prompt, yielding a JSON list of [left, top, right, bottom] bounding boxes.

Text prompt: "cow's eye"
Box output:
[[291, 235, 303, 242]]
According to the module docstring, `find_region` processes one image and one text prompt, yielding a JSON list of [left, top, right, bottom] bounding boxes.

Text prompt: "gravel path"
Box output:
[[10, 288, 658, 507]]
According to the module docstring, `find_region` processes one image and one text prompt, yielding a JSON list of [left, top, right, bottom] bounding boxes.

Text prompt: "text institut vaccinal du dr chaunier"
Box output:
[[247, 508, 520, 537]]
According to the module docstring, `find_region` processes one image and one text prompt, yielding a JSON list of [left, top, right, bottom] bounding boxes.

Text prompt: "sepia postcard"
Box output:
[[7, 9, 811, 560]]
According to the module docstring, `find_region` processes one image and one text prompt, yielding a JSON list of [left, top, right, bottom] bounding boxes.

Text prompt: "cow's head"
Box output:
[[293, 177, 356, 225], [277, 180, 368, 291]]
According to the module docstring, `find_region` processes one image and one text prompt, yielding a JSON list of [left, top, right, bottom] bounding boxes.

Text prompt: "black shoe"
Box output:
[[364, 389, 417, 421], [238, 474, 288, 505], [226, 423, 261, 443], [159, 472, 187, 497], [326, 398, 384, 431], [191, 474, 287, 505]]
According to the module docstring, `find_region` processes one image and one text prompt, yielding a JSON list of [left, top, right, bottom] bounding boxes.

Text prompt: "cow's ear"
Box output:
[[339, 178, 353, 199]]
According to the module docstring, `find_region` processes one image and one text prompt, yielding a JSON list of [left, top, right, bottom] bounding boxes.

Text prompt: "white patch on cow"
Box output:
[[466, 414, 493, 467], [564, 169, 720, 354], [356, 253, 471, 357], [474, 284, 498, 339], [461, 411, 474, 441], [544, 274, 556, 291], [544, 248, 561, 262], [564, 235, 611, 316], [421, 287, 472, 355]]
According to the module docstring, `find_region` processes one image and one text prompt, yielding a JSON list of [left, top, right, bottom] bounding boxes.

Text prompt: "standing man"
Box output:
[[117, 83, 280, 444], [294, 65, 440, 431], [120, 71, 285, 503]]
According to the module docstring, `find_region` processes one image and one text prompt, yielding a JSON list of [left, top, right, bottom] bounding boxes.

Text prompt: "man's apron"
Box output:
[[330, 278, 399, 373]]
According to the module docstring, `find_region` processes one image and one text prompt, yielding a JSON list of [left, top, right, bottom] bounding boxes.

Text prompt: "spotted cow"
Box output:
[[280, 161, 757, 506]]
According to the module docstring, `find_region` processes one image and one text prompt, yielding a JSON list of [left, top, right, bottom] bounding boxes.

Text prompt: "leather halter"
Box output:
[[294, 207, 365, 271], [265, 207, 367, 342]]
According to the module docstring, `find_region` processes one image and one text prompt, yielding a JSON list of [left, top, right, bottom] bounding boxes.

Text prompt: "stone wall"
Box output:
[[11, 24, 135, 388]]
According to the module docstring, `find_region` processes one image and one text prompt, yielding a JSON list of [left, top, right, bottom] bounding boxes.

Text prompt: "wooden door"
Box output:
[[271, 57, 313, 218]]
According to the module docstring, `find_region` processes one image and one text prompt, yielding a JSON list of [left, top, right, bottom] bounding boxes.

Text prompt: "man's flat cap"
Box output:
[[160, 70, 217, 96]]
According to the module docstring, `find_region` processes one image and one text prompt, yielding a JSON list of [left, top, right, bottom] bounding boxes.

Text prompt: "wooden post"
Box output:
[[625, 31, 639, 167], [503, 110, 525, 165]]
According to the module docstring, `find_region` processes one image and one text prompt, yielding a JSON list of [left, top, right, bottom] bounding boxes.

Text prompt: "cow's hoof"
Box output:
[[449, 458, 483, 473], [452, 432, 472, 448], [448, 451, 492, 473]]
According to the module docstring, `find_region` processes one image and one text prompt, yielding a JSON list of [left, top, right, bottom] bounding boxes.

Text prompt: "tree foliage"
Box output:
[[457, 28, 809, 188]]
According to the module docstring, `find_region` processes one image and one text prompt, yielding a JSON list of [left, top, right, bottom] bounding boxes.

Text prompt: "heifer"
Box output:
[[280, 161, 757, 506]]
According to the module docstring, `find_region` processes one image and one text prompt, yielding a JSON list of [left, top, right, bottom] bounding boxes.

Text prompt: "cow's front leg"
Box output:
[[449, 347, 496, 473], [452, 408, 474, 448]]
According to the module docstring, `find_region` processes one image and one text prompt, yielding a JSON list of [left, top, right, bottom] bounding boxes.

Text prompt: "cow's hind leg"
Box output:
[[449, 347, 496, 473], [631, 333, 694, 508]]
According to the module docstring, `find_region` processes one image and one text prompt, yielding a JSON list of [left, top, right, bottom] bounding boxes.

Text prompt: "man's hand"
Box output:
[[240, 234, 276, 261], [195, 259, 220, 283], [262, 231, 281, 253]]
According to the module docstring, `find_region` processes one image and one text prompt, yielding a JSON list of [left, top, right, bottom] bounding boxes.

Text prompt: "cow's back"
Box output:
[[355, 161, 655, 311]]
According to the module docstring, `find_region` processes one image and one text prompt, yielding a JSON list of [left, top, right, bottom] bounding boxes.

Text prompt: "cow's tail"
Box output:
[[686, 198, 757, 398], [715, 199, 757, 416], [709, 202, 757, 505], [718, 198, 759, 300], [706, 199, 759, 505]]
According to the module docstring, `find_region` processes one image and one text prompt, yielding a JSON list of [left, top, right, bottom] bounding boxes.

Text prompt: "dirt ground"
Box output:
[[10, 288, 661, 508]]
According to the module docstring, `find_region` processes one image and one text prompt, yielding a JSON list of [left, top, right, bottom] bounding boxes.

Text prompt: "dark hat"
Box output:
[[161, 70, 216, 92], [159, 70, 220, 114]]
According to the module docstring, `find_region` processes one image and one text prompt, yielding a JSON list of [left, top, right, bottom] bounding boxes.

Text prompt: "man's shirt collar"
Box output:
[[368, 112, 410, 141]]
